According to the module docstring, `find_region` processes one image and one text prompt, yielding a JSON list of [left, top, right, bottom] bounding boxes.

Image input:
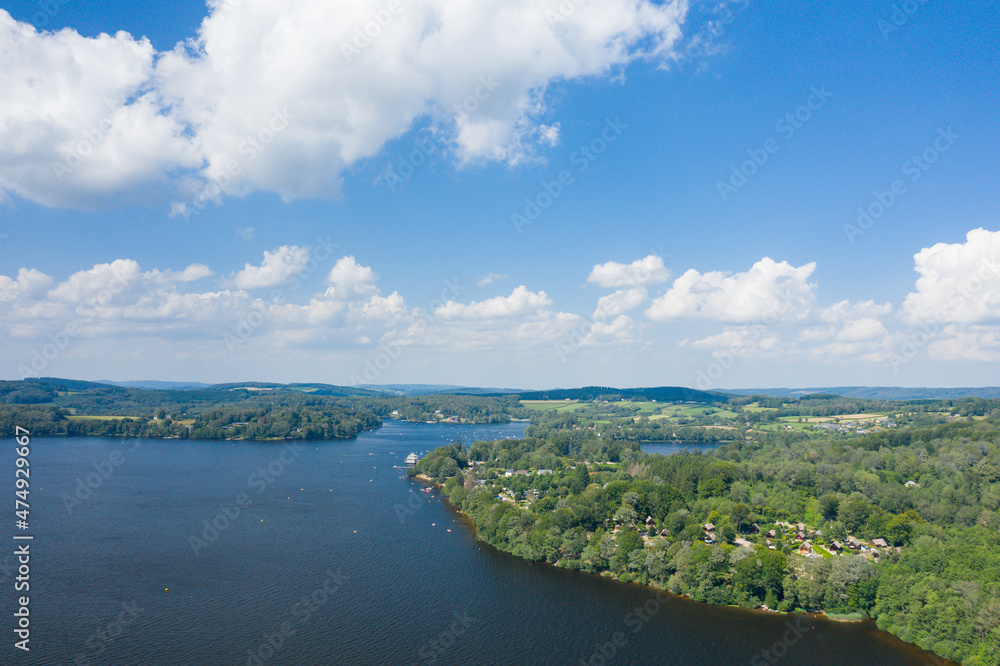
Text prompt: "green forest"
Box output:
[[0, 378, 525, 440], [414, 410, 1000, 665]]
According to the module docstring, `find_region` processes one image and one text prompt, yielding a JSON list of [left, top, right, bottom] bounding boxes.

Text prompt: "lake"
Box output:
[[2, 422, 952, 665]]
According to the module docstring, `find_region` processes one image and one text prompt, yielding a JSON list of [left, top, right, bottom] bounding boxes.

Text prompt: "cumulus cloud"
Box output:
[[232, 246, 311, 290], [476, 272, 508, 287], [588, 255, 671, 288], [327, 256, 379, 298], [820, 299, 892, 323], [0, 1, 687, 209], [901, 228, 1000, 324], [594, 287, 647, 320], [645, 257, 817, 323], [434, 285, 552, 320]]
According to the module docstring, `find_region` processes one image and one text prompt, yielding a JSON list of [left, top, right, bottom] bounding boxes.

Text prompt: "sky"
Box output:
[[0, 0, 997, 390]]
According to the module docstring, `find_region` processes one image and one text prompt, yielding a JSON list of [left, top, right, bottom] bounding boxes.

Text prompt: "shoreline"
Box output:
[[411, 474, 851, 621]]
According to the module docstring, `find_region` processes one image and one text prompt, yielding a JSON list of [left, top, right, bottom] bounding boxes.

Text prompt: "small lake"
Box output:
[[0, 421, 952, 664]]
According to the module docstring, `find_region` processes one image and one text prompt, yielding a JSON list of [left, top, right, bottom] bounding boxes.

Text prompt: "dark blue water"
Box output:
[[0, 422, 951, 665]]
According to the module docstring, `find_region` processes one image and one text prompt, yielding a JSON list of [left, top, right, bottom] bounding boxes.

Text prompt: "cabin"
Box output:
[[795, 531, 805, 542], [645, 516, 656, 530], [750, 523, 761, 534], [702, 523, 715, 533], [904, 480, 920, 488], [797, 541, 814, 556], [846, 536, 862, 550], [765, 529, 777, 539], [829, 540, 843, 552], [405, 453, 419, 467], [659, 529, 670, 538], [870, 538, 889, 549]]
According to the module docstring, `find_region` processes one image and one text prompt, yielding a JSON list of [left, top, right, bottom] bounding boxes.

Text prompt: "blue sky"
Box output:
[[0, 0, 997, 389]]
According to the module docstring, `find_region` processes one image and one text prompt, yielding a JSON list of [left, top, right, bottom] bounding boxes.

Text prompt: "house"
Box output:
[[765, 529, 777, 539], [904, 480, 920, 488], [659, 529, 670, 538], [734, 538, 754, 548], [829, 540, 843, 552], [405, 453, 419, 467], [645, 516, 656, 530], [870, 538, 889, 549], [750, 523, 761, 534], [797, 541, 814, 556], [846, 536, 862, 550], [795, 531, 805, 541], [505, 469, 514, 477], [702, 523, 715, 533]]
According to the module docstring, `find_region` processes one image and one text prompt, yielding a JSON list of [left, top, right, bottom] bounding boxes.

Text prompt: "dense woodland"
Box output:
[[415, 412, 1000, 665], [0, 378, 527, 440]]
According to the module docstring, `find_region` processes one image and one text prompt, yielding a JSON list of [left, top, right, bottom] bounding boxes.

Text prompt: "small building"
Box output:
[[904, 480, 920, 488], [750, 523, 761, 534], [870, 538, 889, 549], [829, 540, 843, 552], [847, 536, 862, 550], [659, 529, 670, 538], [797, 541, 814, 556], [405, 453, 419, 467], [645, 516, 656, 529], [765, 529, 777, 539], [702, 523, 715, 533]]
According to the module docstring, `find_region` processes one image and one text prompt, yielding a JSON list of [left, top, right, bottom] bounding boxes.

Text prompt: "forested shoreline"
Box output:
[[414, 413, 1000, 665]]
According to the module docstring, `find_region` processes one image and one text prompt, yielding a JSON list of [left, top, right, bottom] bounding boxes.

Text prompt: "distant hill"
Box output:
[[99, 380, 213, 390], [728, 386, 1000, 400], [358, 384, 529, 396], [513, 386, 726, 403]]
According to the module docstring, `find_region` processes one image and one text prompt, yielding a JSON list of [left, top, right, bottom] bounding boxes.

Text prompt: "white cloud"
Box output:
[[645, 257, 817, 323], [0, 1, 687, 209], [327, 256, 378, 298], [594, 287, 647, 320], [835, 318, 887, 343], [688, 327, 781, 355], [232, 246, 311, 290], [48, 259, 142, 304], [588, 255, 671, 288], [476, 272, 508, 287], [434, 285, 552, 320], [901, 228, 1000, 324], [926, 325, 1000, 362], [820, 299, 892, 323]]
